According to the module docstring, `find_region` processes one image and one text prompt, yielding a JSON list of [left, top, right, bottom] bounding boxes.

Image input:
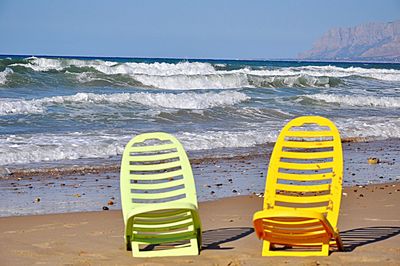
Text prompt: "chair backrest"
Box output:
[[264, 116, 343, 227], [120, 132, 197, 221]]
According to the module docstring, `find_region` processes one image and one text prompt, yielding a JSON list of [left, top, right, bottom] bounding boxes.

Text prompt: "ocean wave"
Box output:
[[12, 57, 400, 89], [248, 74, 335, 88], [11, 57, 215, 75], [132, 73, 252, 89], [337, 118, 400, 140], [305, 94, 400, 108], [176, 130, 278, 150], [0, 129, 277, 165], [248, 65, 400, 81], [2, 117, 400, 165], [0, 91, 249, 115], [0, 99, 45, 115], [0, 132, 130, 165], [0, 68, 13, 85]]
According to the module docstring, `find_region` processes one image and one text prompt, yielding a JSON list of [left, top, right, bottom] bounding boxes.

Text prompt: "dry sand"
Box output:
[[0, 182, 399, 266]]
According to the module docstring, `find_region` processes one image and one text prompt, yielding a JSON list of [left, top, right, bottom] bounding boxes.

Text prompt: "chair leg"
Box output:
[[262, 240, 271, 256], [125, 235, 132, 251], [321, 240, 330, 256], [335, 234, 344, 251], [131, 241, 140, 257]]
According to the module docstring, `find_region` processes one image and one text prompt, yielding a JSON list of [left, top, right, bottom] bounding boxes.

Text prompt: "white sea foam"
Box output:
[[12, 57, 214, 75], [0, 132, 130, 165], [337, 117, 400, 140], [0, 99, 45, 115], [0, 91, 249, 115], [10, 57, 400, 89], [0, 129, 278, 165], [11, 57, 117, 72], [176, 130, 278, 151], [0, 68, 13, 85], [306, 94, 400, 108], [2, 117, 400, 165], [248, 65, 400, 81], [133, 73, 251, 89]]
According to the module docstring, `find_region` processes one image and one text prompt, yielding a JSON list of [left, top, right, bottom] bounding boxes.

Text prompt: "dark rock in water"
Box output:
[[102, 206, 109, 211]]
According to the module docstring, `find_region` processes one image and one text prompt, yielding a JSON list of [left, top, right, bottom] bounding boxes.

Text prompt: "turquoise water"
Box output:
[[1, 55, 400, 166]]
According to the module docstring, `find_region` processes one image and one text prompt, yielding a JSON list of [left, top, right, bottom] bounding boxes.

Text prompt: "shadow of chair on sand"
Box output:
[[340, 226, 400, 252], [202, 227, 254, 250], [201, 226, 400, 252], [140, 227, 254, 251], [141, 226, 400, 252]]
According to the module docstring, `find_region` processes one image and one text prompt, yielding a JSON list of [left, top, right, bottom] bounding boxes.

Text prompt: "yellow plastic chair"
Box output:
[[253, 116, 344, 256], [120, 132, 202, 257]]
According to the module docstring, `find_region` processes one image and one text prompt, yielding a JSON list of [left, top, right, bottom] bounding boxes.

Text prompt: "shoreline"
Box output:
[[0, 138, 399, 217], [1, 180, 399, 219], [1, 137, 398, 180], [0, 182, 399, 265]]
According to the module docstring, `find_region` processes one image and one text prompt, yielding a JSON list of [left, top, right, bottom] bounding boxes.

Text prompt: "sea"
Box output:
[[1, 55, 400, 168]]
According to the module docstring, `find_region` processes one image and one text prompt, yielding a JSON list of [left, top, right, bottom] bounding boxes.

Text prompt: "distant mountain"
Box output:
[[298, 20, 400, 62]]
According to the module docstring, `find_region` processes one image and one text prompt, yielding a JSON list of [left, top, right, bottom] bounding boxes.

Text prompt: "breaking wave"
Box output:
[[0, 129, 278, 165], [0, 91, 249, 115], [0, 68, 13, 85], [0, 98, 45, 115], [247, 65, 400, 81], [306, 94, 400, 108], [337, 118, 400, 140], [17, 56, 400, 89], [2, 117, 400, 165]]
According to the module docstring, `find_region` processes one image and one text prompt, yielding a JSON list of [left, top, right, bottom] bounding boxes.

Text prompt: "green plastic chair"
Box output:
[[120, 132, 202, 257]]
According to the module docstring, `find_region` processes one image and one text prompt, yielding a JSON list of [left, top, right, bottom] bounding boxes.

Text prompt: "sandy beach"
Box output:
[[0, 182, 399, 265]]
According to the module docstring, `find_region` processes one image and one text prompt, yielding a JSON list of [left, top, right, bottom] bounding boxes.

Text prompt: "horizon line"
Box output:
[[0, 53, 399, 64]]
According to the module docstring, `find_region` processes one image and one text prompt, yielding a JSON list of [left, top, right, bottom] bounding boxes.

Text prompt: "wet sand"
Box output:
[[1, 138, 399, 217], [0, 182, 399, 265]]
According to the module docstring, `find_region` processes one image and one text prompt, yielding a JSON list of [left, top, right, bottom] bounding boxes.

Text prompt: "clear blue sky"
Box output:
[[0, 0, 399, 59]]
